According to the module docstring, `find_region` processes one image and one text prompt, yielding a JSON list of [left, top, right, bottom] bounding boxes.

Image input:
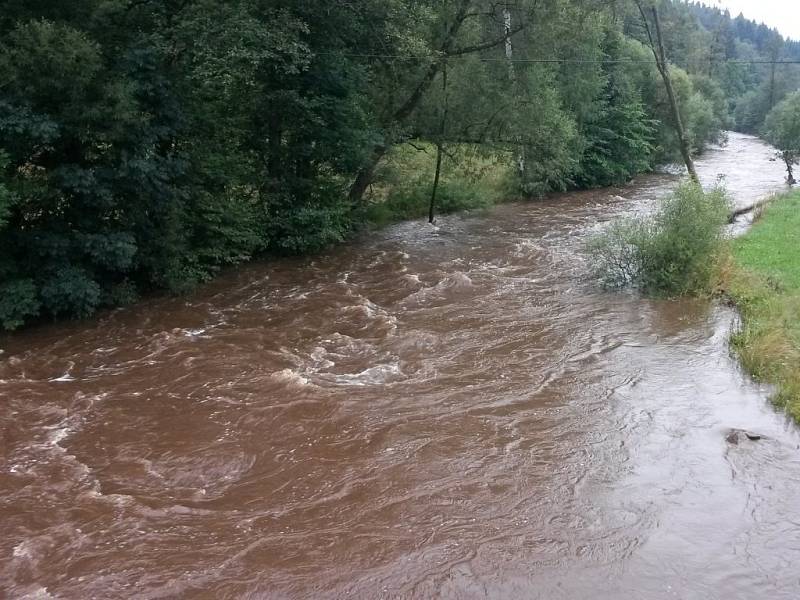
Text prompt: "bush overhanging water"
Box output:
[[588, 181, 732, 296]]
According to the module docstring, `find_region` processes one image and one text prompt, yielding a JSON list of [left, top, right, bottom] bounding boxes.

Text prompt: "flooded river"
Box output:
[[2, 133, 799, 599]]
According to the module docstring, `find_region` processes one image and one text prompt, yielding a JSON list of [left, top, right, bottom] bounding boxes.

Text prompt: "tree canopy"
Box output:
[[0, 0, 798, 329], [764, 92, 800, 184]]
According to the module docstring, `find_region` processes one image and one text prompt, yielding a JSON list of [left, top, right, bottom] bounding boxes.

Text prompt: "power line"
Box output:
[[315, 52, 800, 66]]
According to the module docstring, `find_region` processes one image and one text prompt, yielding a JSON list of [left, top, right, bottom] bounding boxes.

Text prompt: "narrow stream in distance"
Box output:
[[1, 133, 798, 599]]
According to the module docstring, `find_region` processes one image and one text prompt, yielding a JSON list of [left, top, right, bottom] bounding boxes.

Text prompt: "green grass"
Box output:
[[732, 195, 800, 291], [727, 190, 800, 420], [363, 142, 516, 227]]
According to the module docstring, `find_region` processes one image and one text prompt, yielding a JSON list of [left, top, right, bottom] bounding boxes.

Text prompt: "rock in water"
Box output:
[[725, 428, 763, 444]]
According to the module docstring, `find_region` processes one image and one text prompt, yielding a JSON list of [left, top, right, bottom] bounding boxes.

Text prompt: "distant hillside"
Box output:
[[680, 1, 800, 131], [689, 3, 800, 56]]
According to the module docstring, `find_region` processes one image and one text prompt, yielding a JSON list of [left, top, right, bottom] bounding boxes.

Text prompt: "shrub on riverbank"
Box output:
[[587, 181, 731, 296], [727, 191, 800, 420]]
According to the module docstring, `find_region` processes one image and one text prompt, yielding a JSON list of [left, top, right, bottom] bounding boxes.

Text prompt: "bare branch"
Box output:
[[447, 21, 529, 56]]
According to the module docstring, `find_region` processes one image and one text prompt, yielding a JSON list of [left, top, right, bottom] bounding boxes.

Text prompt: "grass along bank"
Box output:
[[726, 191, 800, 420], [585, 181, 799, 420], [362, 143, 517, 228]]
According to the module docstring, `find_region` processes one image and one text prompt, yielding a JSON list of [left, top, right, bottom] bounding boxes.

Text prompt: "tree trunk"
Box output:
[[430, 64, 449, 224], [504, 8, 516, 82], [728, 198, 770, 223], [347, 0, 473, 204], [429, 142, 443, 224], [348, 145, 386, 204], [784, 152, 796, 185], [636, 2, 698, 182], [651, 7, 698, 181]]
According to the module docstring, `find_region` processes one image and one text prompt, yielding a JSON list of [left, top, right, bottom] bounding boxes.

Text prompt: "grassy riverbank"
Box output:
[[363, 143, 516, 227], [726, 190, 800, 420]]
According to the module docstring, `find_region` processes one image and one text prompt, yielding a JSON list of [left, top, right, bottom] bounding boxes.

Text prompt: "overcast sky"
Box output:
[[707, 1, 800, 41]]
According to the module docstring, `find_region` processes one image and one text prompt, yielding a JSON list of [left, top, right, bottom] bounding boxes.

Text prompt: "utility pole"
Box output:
[[429, 64, 448, 224], [635, 1, 698, 182]]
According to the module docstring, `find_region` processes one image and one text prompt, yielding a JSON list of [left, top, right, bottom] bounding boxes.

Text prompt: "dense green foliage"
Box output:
[[763, 92, 800, 183], [728, 191, 800, 421], [363, 145, 505, 227], [0, 0, 797, 329], [588, 181, 731, 296]]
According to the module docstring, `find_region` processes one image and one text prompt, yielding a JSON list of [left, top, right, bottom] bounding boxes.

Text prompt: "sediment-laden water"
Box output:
[[2, 133, 798, 599]]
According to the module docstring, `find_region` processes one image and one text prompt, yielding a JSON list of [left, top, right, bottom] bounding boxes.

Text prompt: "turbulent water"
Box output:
[[2, 133, 799, 599]]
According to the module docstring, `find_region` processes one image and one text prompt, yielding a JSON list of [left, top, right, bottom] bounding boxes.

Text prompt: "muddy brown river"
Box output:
[[1, 133, 798, 599]]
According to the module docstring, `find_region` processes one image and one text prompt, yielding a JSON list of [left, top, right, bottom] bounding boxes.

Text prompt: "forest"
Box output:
[[1, 0, 799, 330]]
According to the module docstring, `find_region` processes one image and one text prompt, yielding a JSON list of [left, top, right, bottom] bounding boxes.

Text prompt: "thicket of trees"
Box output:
[[0, 0, 798, 329], [685, 2, 800, 133], [764, 92, 800, 184]]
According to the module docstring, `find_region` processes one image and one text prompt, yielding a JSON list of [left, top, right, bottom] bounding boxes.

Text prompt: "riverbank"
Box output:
[[727, 190, 800, 420]]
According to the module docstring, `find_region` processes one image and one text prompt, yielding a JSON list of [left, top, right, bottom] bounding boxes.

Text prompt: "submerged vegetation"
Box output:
[[587, 181, 731, 296], [726, 192, 800, 420], [589, 183, 800, 422], [0, 1, 799, 329]]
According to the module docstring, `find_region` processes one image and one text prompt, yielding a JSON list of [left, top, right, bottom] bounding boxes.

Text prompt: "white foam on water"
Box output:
[[77, 488, 138, 509], [512, 238, 546, 256], [289, 289, 310, 299], [309, 346, 335, 369], [46, 427, 71, 446], [50, 373, 76, 382], [331, 363, 405, 387], [13, 539, 35, 559], [439, 271, 474, 289], [340, 296, 399, 335], [367, 251, 388, 268], [18, 586, 56, 600], [182, 328, 207, 337], [271, 368, 313, 389], [402, 270, 477, 307]]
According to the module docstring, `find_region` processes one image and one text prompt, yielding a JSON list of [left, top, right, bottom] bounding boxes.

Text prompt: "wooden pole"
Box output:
[[430, 63, 448, 224], [636, 2, 699, 182]]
